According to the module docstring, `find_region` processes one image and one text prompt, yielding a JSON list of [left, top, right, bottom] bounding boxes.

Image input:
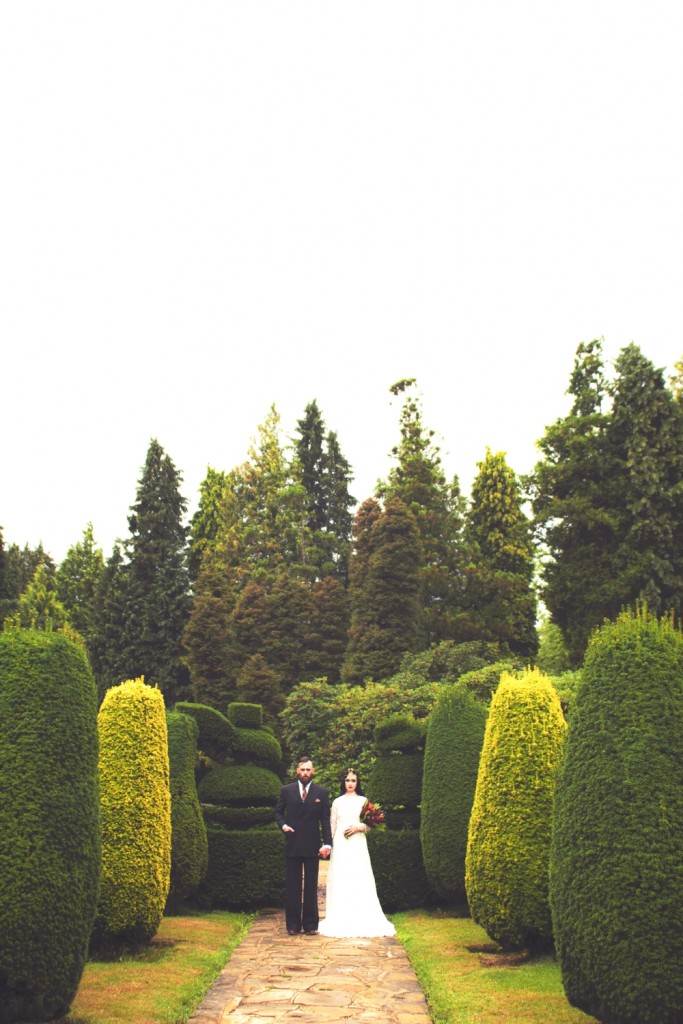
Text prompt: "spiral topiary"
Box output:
[[420, 683, 487, 903], [465, 668, 566, 950], [93, 677, 171, 947], [0, 630, 100, 1024], [550, 610, 683, 1024]]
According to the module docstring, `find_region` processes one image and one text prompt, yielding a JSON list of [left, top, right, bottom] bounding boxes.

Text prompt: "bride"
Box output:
[[318, 768, 395, 937]]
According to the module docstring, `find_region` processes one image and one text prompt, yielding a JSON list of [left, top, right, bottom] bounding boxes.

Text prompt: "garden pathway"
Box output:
[[188, 862, 432, 1024]]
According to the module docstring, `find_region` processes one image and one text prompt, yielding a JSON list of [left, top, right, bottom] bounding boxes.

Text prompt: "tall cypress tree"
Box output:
[[90, 543, 130, 699], [465, 450, 537, 657], [187, 467, 229, 583], [608, 344, 683, 617], [296, 400, 327, 532], [380, 380, 466, 646], [530, 340, 619, 665], [120, 439, 191, 704], [321, 430, 354, 580], [343, 496, 422, 683], [56, 523, 105, 655]]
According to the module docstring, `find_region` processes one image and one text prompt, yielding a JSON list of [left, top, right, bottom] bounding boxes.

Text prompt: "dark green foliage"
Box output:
[[166, 711, 208, 908], [3, 563, 74, 636], [421, 684, 487, 903], [119, 438, 192, 703], [399, 640, 506, 683], [536, 619, 570, 675], [233, 727, 282, 772], [199, 827, 285, 908], [235, 654, 284, 720], [384, 809, 421, 830], [56, 523, 105, 655], [321, 430, 354, 580], [374, 713, 425, 753], [0, 541, 55, 625], [379, 380, 468, 646], [464, 450, 537, 657], [228, 701, 263, 728], [0, 630, 100, 1023], [183, 570, 239, 712], [198, 765, 281, 806], [459, 659, 519, 702], [202, 805, 275, 827], [367, 830, 435, 911], [188, 467, 229, 583], [368, 753, 423, 808], [300, 576, 349, 684], [175, 701, 237, 762], [90, 543, 130, 698], [550, 610, 683, 1024], [343, 496, 423, 683]]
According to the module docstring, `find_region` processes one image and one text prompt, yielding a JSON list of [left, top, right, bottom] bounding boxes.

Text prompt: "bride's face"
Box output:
[[344, 772, 358, 793]]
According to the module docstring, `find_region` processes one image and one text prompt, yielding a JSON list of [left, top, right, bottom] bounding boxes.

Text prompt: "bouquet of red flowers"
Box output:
[[360, 799, 385, 829]]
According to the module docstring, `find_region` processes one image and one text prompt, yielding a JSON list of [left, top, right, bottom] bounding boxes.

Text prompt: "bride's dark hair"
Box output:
[[338, 768, 365, 796]]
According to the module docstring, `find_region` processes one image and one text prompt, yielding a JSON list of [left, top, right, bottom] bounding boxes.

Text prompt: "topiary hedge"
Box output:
[[367, 830, 434, 911], [202, 805, 275, 827], [550, 610, 683, 1024], [228, 701, 263, 728], [421, 683, 487, 904], [465, 668, 566, 951], [374, 713, 425, 753], [93, 678, 171, 947], [175, 701, 237, 761], [368, 752, 423, 809], [0, 630, 100, 1024], [232, 726, 282, 772], [200, 826, 285, 908], [197, 764, 281, 806], [166, 710, 208, 909]]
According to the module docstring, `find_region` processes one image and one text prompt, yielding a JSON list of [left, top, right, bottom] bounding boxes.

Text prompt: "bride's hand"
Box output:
[[344, 825, 357, 837]]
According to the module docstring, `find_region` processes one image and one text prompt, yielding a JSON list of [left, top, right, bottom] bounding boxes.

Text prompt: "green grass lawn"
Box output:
[[393, 909, 598, 1024], [65, 910, 252, 1024]]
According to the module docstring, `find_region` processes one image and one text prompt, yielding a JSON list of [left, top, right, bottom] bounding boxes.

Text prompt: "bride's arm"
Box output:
[[330, 798, 339, 840]]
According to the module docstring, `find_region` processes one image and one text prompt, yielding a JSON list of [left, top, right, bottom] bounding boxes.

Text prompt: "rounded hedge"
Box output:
[[550, 611, 683, 1024], [0, 630, 100, 1024], [368, 751, 423, 809], [198, 764, 281, 807], [228, 701, 263, 728], [166, 711, 208, 908], [175, 701, 236, 762], [232, 726, 282, 771], [93, 678, 171, 947], [202, 804, 275, 827], [465, 669, 566, 951], [374, 713, 425, 754], [367, 830, 434, 911], [421, 684, 487, 903], [199, 826, 285, 908]]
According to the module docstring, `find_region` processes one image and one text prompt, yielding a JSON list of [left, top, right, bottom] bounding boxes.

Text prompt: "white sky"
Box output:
[[2, 2, 681, 562]]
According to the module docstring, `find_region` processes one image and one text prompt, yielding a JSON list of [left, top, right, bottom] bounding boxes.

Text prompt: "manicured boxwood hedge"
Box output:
[[421, 683, 487, 903], [550, 610, 683, 1024], [202, 804, 275, 827], [166, 710, 208, 908], [199, 826, 285, 908], [93, 678, 171, 947], [367, 830, 434, 911], [0, 630, 100, 1024], [368, 752, 423, 808], [232, 727, 282, 772], [175, 701, 236, 761], [198, 764, 281, 806], [374, 713, 425, 754], [465, 669, 566, 951], [228, 701, 263, 728]]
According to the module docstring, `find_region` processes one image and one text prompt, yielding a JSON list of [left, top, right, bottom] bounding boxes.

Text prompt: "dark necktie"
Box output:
[[301, 786, 308, 800]]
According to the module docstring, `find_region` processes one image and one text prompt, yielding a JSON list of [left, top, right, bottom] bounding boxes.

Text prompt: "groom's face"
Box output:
[[296, 760, 314, 784]]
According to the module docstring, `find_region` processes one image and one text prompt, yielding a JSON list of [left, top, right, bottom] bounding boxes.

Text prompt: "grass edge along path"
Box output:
[[65, 910, 253, 1024], [393, 909, 598, 1024]]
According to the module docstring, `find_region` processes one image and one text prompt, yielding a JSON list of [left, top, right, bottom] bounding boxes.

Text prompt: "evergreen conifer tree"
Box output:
[[380, 379, 466, 645], [120, 439, 191, 704], [0, 541, 55, 623], [465, 449, 537, 657], [4, 563, 76, 638], [321, 429, 354, 579], [296, 400, 327, 532], [188, 467, 229, 583], [300, 576, 349, 684], [343, 496, 422, 683], [90, 544, 130, 699], [56, 523, 105, 654]]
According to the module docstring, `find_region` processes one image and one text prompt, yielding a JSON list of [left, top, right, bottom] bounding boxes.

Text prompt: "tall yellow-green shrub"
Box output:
[[465, 669, 566, 950], [93, 678, 171, 946]]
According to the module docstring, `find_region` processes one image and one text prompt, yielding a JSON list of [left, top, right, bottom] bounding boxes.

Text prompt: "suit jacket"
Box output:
[[275, 781, 332, 858]]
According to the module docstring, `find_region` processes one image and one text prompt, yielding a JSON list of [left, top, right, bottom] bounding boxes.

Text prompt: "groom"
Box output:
[[275, 756, 332, 935]]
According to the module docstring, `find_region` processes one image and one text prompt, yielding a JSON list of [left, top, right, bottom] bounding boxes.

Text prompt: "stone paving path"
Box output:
[[189, 863, 432, 1024]]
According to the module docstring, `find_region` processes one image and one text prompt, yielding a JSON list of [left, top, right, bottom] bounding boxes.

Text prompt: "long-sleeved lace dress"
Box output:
[[318, 793, 396, 937]]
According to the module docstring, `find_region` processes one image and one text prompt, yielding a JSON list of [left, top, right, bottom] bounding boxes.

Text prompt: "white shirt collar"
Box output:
[[298, 780, 310, 795]]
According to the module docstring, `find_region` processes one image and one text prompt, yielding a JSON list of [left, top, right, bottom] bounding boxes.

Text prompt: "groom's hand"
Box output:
[[282, 825, 295, 832], [319, 845, 331, 859]]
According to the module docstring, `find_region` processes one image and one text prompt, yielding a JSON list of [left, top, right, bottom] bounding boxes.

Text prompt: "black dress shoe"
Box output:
[[287, 928, 300, 935], [304, 929, 318, 935]]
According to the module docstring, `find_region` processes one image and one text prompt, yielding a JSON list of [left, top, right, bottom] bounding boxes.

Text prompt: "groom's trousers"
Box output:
[[285, 856, 319, 933]]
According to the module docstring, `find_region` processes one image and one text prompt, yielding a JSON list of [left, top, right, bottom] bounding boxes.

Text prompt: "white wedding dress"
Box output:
[[318, 793, 396, 937]]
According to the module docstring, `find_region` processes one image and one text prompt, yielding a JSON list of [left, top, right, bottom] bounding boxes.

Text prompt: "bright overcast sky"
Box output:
[[2, 2, 682, 562]]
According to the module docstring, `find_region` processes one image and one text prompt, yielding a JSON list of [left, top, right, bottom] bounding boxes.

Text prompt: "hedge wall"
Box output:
[[166, 710, 208, 908], [550, 611, 683, 1024], [228, 701, 263, 728], [175, 701, 236, 761], [367, 830, 434, 911], [421, 684, 487, 903], [368, 752, 423, 809], [198, 764, 281, 806], [202, 804, 275, 827], [465, 669, 566, 951], [0, 630, 100, 1024], [93, 678, 171, 947], [199, 827, 285, 908]]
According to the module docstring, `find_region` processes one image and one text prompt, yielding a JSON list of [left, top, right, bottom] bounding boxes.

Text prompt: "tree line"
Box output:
[[1, 340, 681, 713]]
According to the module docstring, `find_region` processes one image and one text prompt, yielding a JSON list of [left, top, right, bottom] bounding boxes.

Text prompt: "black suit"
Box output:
[[275, 781, 332, 933]]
